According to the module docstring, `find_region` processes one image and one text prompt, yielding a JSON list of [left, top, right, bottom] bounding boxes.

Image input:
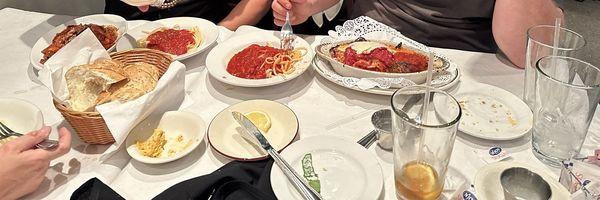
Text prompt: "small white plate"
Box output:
[[30, 14, 127, 70], [435, 82, 533, 140], [270, 135, 383, 200], [116, 17, 219, 61], [207, 100, 298, 161], [126, 111, 206, 164], [0, 98, 44, 133], [206, 31, 315, 87], [474, 161, 570, 200]]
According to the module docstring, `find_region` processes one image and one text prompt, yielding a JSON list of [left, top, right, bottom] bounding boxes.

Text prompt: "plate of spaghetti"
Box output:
[[206, 32, 314, 87], [116, 17, 219, 60], [30, 14, 127, 70]]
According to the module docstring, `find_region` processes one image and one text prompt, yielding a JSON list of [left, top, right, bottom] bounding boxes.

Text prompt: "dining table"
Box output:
[[1, 7, 599, 200]]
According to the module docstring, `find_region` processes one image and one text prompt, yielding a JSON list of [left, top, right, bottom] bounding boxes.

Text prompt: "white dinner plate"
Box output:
[[270, 135, 383, 200], [207, 100, 298, 161], [435, 82, 533, 140], [126, 111, 206, 164], [474, 161, 570, 200], [30, 14, 127, 70], [116, 17, 219, 61], [313, 56, 461, 95], [0, 98, 44, 133], [205, 31, 315, 87]]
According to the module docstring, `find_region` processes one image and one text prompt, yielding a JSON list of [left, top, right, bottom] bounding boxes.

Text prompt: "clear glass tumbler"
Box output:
[[524, 25, 585, 108], [532, 56, 600, 167], [392, 85, 462, 200]]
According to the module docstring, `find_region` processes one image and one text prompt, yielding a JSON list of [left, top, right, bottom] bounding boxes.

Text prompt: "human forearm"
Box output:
[[272, 0, 340, 25], [219, 0, 271, 30], [492, 0, 563, 68], [304, 0, 340, 16]]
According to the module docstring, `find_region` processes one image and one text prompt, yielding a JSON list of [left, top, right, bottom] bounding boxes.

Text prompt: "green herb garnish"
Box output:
[[302, 153, 321, 193]]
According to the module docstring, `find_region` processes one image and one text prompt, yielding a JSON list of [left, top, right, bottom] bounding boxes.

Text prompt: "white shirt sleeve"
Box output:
[[311, 0, 343, 27]]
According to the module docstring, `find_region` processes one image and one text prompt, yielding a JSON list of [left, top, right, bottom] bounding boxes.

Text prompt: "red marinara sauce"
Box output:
[[146, 29, 195, 55], [340, 46, 428, 73], [226, 44, 284, 79]]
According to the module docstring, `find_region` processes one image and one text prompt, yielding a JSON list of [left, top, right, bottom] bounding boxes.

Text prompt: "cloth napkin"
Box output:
[[71, 160, 277, 200], [38, 29, 110, 103], [36, 27, 188, 161]]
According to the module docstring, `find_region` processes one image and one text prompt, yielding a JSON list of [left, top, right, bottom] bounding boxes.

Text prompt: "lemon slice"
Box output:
[[245, 111, 271, 133]]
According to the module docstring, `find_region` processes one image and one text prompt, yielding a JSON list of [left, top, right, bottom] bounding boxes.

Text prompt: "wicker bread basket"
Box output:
[[53, 48, 173, 144]]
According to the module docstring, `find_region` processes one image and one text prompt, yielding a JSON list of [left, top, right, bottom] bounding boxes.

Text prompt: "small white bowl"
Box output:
[[0, 98, 44, 133], [126, 111, 206, 164]]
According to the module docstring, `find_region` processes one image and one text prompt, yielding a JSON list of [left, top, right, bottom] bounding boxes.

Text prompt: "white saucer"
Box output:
[[438, 82, 533, 140], [116, 17, 219, 61], [270, 135, 383, 200], [207, 100, 298, 161], [474, 161, 570, 200]]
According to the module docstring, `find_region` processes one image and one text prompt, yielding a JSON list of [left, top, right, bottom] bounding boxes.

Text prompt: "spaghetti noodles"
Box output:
[[137, 26, 202, 56], [226, 44, 306, 79]]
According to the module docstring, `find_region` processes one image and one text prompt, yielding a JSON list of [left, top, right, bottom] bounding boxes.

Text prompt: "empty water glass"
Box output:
[[532, 56, 600, 167], [523, 25, 585, 108]]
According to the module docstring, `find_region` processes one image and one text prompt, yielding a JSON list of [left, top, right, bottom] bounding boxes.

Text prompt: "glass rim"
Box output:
[[527, 25, 586, 51], [391, 85, 462, 129], [536, 55, 600, 89]]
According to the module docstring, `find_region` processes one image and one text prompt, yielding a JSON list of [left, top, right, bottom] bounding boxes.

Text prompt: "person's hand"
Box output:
[[272, 0, 314, 26], [138, 6, 150, 12], [0, 126, 71, 200]]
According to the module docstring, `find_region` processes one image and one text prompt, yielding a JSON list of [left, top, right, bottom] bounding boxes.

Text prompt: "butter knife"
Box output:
[[231, 111, 322, 200]]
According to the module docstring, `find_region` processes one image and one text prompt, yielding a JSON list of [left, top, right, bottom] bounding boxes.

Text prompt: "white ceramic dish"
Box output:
[[207, 100, 298, 161], [30, 14, 127, 70], [474, 161, 570, 200], [116, 17, 219, 61], [270, 135, 383, 200], [0, 98, 44, 133], [126, 111, 206, 164], [313, 56, 461, 95], [435, 82, 533, 140], [206, 31, 315, 87], [315, 39, 448, 84]]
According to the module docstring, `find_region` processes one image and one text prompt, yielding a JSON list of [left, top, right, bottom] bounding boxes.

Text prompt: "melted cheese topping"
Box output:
[[337, 41, 389, 54]]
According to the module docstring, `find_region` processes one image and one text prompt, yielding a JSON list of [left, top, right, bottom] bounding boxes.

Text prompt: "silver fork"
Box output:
[[280, 11, 294, 51], [0, 122, 59, 150]]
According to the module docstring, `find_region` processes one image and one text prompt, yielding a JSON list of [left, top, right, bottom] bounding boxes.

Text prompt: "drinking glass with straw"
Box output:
[[392, 51, 462, 200], [523, 18, 585, 108]]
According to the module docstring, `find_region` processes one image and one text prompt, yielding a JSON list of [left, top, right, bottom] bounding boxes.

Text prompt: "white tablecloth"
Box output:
[[1, 8, 598, 200]]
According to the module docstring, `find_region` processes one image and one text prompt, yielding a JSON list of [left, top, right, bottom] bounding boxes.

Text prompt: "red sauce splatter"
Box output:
[[226, 44, 284, 79], [146, 29, 195, 55]]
